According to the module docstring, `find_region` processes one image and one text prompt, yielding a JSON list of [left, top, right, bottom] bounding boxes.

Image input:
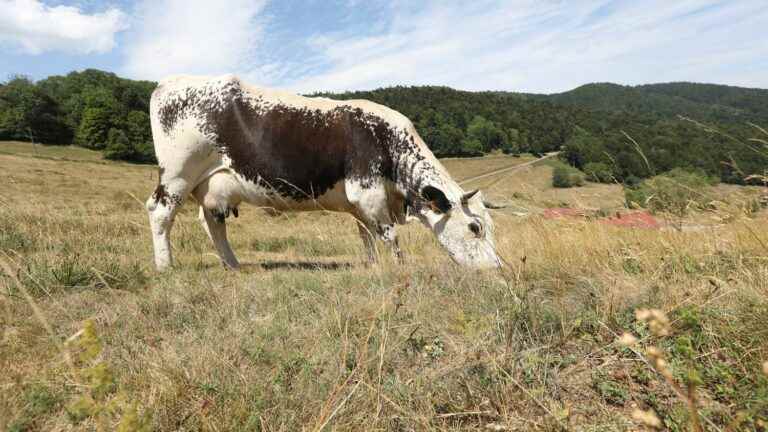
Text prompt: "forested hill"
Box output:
[[533, 82, 768, 124], [321, 83, 768, 184], [315, 86, 581, 157], [1, 69, 766, 184]]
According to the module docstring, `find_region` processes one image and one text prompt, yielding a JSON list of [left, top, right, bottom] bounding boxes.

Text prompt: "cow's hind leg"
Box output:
[[349, 183, 403, 265], [146, 178, 191, 271], [198, 206, 240, 269]]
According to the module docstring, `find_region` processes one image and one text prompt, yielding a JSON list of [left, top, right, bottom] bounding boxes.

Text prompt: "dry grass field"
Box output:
[[1, 142, 767, 431]]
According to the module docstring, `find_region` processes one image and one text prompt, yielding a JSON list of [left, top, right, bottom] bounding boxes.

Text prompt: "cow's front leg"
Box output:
[[348, 182, 403, 264], [146, 179, 190, 271], [378, 223, 404, 263]]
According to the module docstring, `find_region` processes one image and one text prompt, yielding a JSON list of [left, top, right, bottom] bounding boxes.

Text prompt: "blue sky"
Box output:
[[1, 0, 767, 93]]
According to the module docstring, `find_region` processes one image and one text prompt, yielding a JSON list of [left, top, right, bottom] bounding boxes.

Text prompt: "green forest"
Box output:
[[0, 70, 156, 163], [1, 69, 766, 185]]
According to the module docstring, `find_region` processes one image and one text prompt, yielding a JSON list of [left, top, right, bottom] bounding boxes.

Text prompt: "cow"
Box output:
[[146, 75, 501, 270]]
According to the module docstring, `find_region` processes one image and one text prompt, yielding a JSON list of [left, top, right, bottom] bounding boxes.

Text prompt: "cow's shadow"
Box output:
[[239, 260, 354, 272]]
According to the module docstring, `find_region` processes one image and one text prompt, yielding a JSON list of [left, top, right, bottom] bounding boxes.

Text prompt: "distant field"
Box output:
[[0, 141, 105, 162], [439, 154, 535, 181], [1, 141, 766, 431]]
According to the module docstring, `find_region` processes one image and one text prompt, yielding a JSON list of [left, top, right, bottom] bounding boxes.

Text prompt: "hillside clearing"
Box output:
[[1, 142, 766, 431]]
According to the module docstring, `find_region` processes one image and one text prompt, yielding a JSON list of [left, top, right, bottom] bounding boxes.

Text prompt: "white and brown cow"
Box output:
[[146, 74, 501, 270]]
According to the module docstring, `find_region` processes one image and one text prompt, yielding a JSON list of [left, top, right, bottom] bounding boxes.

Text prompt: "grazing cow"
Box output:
[[146, 75, 501, 270]]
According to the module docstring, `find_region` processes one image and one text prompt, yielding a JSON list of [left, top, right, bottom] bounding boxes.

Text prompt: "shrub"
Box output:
[[552, 162, 586, 188], [103, 128, 132, 161], [624, 175, 642, 188], [624, 168, 718, 215], [131, 140, 156, 163], [103, 126, 156, 164], [583, 162, 614, 183], [459, 137, 485, 156], [75, 106, 114, 149]]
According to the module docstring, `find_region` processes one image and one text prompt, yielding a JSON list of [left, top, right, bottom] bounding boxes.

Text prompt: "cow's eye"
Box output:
[[468, 221, 483, 238]]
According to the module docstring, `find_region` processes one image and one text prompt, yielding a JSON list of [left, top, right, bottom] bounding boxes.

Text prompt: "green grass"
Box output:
[[8, 383, 63, 432]]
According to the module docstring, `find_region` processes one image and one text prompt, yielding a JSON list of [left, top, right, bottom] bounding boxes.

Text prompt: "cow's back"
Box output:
[[150, 75, 410, 201]]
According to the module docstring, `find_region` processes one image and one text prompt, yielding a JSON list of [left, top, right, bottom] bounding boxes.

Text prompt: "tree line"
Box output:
[[0, 69, 156, 162], [322, 84, 767, 185], [316, 86, 575, 157], [1, 70, 766, 184]]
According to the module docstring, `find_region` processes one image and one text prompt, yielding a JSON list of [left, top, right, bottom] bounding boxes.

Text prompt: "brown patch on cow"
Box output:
[[151, 166, 170, 206], [157, 87, 197, 134], [203, 94, 399, 201], [156, 79, 442, 204], [152, 183, 170, 206], [151, 178, 181, 207]]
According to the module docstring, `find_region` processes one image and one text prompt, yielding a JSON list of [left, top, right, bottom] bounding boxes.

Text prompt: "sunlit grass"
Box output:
[[1, 142, 766, 430]]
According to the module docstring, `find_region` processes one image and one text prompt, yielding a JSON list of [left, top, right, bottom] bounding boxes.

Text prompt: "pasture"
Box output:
[[1, 142, 766, 431]]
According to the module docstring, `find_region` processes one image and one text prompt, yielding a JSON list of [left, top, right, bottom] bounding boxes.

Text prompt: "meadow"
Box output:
[[1, 142, 766, 431]]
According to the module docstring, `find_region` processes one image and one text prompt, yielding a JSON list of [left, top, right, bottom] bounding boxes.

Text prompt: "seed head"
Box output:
[[635, 308, 670, 336], [645, 346, 674, 379], [618, 332, 638, 347], [632, 408, 662, 429], [646, 346, 663, 359]]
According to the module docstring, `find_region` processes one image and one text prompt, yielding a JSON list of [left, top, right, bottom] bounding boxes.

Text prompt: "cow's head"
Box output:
[[414, 185, 501, 269]]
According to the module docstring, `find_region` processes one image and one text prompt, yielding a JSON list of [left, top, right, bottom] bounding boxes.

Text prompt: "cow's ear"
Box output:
[[421, 185, 452, 213]]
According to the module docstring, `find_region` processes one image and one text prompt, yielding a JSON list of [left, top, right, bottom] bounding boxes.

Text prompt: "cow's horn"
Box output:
[[483, 200, 508, 209], [461, 189, 480, 204]]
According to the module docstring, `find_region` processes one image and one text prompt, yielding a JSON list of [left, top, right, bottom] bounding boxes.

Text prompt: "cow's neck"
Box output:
[[390, 131, 461, 203]]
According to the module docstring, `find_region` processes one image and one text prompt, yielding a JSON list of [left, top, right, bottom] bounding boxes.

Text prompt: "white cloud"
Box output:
[[0, 0, 127, 55], [279, 0, 768, 93], [120, 0, 269, 81]]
